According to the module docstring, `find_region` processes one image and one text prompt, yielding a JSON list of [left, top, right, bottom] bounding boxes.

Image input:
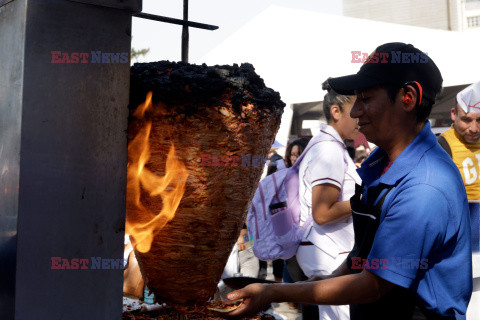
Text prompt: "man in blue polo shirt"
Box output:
[[227, 43, 472, 320]]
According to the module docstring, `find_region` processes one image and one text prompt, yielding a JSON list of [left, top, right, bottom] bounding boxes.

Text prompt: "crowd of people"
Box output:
[[225, 42, 479, 320]]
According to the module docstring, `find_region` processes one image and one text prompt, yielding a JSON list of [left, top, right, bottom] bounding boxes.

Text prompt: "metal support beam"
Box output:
[[0, 0, 133, 318]]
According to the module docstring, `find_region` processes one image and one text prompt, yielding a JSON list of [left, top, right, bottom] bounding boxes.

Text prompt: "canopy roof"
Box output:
[[197, 5, 480, 142], [199, 5, 480, 104]]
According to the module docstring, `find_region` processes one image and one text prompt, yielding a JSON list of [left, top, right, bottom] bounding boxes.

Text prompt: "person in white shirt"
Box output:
[[296, 81, 361, 320]]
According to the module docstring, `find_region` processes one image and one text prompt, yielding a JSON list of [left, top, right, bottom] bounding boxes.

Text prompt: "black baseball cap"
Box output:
[[328, 42, 443, 102]]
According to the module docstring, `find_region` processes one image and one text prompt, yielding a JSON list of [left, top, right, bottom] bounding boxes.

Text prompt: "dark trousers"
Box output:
[[272, 259, 284, 280]]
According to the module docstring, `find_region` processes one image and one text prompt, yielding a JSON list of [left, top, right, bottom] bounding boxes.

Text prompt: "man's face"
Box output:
[[350, 86, 397, 146], [452, 105, 480, 144]]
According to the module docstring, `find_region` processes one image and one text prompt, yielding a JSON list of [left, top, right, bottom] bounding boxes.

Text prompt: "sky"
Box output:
[[131, 0, 342, 63]]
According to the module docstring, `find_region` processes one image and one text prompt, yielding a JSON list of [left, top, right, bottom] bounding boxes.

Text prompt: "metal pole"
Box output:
[[182, 0, 189, 62], [133, 12, 218, 30]]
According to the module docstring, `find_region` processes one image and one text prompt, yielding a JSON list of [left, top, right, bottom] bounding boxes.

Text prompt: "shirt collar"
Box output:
[[357, 121, 437, 187], [319, 123, 346, 147]]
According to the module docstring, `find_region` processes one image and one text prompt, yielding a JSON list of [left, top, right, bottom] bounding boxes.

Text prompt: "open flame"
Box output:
[[126, 91, 189, 253]]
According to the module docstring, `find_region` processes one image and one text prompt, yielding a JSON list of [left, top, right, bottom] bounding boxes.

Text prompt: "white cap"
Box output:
[[457, 81, 480, 114]]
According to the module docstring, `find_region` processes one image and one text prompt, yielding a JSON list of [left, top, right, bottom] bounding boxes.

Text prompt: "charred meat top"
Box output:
[[129, 61, 285, 115]]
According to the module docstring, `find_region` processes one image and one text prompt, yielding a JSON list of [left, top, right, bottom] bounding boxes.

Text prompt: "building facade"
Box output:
[[343, 0, 480, 32]]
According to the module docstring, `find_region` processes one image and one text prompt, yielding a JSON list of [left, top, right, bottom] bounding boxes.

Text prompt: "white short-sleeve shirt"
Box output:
[[299, 124, 361, 257]]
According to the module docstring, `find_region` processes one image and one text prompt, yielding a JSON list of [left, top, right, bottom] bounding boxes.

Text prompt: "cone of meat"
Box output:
[[127, 61, 285, 304]]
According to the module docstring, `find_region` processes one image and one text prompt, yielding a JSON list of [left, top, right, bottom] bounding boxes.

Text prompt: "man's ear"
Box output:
[[402, 85, 418, 113], [451, 107, 457, 122], [330, 104, 341, 121]]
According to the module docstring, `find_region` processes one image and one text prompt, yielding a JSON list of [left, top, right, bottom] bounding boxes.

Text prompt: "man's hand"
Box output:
[[225, 269, 394, 316], [226, 284, 272, 318]]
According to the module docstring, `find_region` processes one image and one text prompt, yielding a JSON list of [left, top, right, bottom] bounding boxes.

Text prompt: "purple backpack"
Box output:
[[247, 133, 346, 260]]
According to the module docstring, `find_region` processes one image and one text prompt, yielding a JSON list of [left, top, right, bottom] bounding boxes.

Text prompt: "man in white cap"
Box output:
[[438, 81, 480, 200]]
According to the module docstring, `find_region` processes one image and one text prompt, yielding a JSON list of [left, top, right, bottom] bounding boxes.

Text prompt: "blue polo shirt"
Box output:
[[357, 121, 473, 318]]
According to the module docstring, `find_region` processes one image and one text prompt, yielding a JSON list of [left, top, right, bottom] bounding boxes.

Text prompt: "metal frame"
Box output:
[[133, 0, 219, 63], [133, 12, 218, 30]]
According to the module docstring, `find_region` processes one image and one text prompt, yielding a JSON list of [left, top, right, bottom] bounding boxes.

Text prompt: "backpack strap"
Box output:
[[374, 184, 396, 211], [250, 204, 260, 240], [271, 174, 281, 203], [361, 181, 399, 214], [291, 130, 347, 170], [437, 135, 452, 158], [258, 181, 267, 220]]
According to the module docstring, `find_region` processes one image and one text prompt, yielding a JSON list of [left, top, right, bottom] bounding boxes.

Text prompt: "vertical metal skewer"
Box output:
[[181, 0, 189, 62]]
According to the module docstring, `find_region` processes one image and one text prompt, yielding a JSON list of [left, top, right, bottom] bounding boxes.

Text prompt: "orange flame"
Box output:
[[126, 92, 189, 253]]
